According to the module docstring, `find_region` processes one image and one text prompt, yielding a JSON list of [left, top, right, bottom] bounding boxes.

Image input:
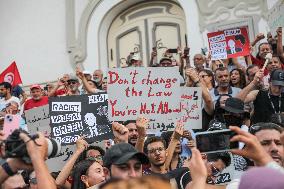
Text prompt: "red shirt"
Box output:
[[250, 54, 269, 76], [55, 88, 68, 96], [24, 96, 49, 111]]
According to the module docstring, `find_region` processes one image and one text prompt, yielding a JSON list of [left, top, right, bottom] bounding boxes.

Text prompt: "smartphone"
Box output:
[[3, 114, 20, 139], [168, 48, 178, 53], [195, 129, 238, 153]]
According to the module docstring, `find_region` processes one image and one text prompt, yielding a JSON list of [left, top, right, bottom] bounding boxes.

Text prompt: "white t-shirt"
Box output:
[[0, 96, 21, 111]]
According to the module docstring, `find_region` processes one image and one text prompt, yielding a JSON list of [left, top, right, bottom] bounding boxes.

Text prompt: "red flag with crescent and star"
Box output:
[[0, 61, 22, 87]]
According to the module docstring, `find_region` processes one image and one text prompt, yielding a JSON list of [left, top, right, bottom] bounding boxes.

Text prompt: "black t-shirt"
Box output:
[[252, 90, 284, 124]]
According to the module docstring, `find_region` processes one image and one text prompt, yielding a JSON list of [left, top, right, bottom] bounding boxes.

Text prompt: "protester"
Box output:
[[229, 68, 246, 89], [103, 142, 149, 179], [238, 69, 284, 124], [0, 82, 20, 112], [71, 160, 105, 189], [210, 67, 241, 104], [93, 70, 103, 90], [23, 84, 48, 111], [49, 74, 70, 97], [249, 122, 284, 166], [193, 53, 205, 72]]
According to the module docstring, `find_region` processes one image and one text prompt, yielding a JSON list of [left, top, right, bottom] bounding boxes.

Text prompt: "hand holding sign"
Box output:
[[136, 116, 149, 138], [112, 122, 129, 143], [75, 136, 88, 153], [172, 120, 184, 140]]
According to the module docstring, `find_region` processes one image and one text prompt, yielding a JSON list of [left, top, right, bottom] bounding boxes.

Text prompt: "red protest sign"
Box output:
[[207, 27, 250, 60]]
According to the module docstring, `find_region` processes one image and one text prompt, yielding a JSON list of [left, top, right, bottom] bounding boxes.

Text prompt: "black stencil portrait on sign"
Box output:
[[49, 93, 113, 145]]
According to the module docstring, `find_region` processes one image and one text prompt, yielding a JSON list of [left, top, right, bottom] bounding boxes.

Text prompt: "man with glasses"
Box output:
[[193, 54, 205, 72], [66, 75, 80, 96], [143, 136, 168, 174], [249, 122, 284, 166]]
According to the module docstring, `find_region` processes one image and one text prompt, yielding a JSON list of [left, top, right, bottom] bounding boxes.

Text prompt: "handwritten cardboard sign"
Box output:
[[107, 67, 181, 121], [146, 87, 202, 134], [49, 93, 113, 145], [267, 0, 284, 37], [180, 87, 202, 130], [46, 145, 75, 172], [207, 27, 250, 60], [25, 105, 51, 136]]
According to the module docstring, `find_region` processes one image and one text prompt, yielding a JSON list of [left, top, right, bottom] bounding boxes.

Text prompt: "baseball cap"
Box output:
[[270, 69, 284, 86], [159, 57, 172, 64], [67, 75, 79, 82], [131, 54, 141, 61], [30, 84, 41, 90], [224, 97, 245, 114], [83, 70, 92, 75], [103, 143, 149, 168]]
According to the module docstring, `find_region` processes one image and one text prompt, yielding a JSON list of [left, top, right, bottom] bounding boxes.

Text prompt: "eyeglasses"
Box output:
[[67, 81, 77, 85], [210, 163, 221, 177], [249, 123, 283, 134], [200, 75, 209, 78], [148, 147, 165, 154], [87, 155, 103, 161]]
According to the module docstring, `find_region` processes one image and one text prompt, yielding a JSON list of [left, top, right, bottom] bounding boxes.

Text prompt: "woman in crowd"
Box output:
[[71, 160, 105, 189], [198, 69, 215, 91], [230, 68, 246, 89]]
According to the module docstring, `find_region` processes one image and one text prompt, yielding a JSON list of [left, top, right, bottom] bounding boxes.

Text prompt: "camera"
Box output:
[[4, 129, 61, 164]]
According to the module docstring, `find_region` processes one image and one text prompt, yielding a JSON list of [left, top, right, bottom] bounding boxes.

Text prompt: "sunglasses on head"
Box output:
[[249, 123, 283, 134]]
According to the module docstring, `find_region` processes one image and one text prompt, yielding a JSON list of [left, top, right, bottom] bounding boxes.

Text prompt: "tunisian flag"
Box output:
[[0, 61, 22, 87]]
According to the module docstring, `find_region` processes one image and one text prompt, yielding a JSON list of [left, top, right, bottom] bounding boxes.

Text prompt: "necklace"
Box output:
[[267, 92, 281, 114]]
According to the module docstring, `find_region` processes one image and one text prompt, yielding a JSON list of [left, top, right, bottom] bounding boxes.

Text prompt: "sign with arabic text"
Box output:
[[25, 105, 51, 136], [107, 67, 181, 121], [146, 87, 202, 134], [180, 87, 202, 130]]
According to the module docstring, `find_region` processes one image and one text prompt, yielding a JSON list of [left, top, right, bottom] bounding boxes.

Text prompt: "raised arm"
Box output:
[[236, 70, 263, 101], [135, 116, 149, 152], [186, 68, 214, 115], [48, 79, 65, 97], [112, 122, 129, 144], [21, 132, 57, 189], [55, 137, 88, 189], [165, 121, 184, 171], [276, 27, 284, 62], [76, 67, 99, 94], [251, 33, 265, 48]]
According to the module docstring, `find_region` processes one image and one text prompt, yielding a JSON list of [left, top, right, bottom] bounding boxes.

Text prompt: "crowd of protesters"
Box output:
[[0, 27, 284, 189]]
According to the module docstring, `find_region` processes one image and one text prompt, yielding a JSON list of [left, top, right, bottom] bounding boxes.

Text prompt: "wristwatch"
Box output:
[[1, 161, 17, 176]]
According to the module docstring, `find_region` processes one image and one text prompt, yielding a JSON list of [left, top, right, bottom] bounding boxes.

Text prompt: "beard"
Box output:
[[128, 136, 138, 146]]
